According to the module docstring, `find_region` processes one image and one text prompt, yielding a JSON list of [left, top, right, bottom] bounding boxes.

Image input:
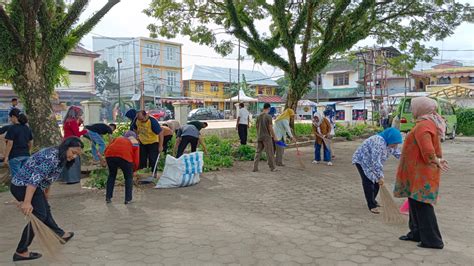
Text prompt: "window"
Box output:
[[166, 46, 176, 61], [437, 77, 451, 85], [468, 76, 474, 83], [195, 82, 204, 92], [69, 71, 87, 76], [146, 44, 159, 58], [403, 100, 412, 113], [258, 87, 264, 95], [167, 71, 177, 88], [223, 83, 230, 93], [211, 83, 219, 92], [266, 88, 272, 95], [333, 73, 349, 86]]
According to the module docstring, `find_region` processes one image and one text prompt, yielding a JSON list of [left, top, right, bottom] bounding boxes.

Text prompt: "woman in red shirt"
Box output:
[[60, 106, 87, 184], [104, 131, 140, 204]]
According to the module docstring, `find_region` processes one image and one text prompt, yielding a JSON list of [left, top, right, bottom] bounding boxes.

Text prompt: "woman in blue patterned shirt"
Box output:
[[352, 128, 402, 214], [10, 137, 83, 262]]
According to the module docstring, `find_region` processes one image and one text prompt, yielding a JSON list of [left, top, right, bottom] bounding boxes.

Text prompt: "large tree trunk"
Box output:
[[285, 76, 311, 130], [14, 61, 62, 148]]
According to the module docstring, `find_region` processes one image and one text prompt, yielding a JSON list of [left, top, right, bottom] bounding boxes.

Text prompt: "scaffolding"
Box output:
[[356, 46, 399, 123]]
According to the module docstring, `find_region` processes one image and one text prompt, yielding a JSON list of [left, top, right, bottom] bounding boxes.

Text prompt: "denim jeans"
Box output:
[[9, 156, 30, 178], [314, 143, 331, 162], [88, 131, 106, 161]]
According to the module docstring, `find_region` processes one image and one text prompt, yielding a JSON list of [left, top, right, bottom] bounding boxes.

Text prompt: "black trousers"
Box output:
[[176, 136, 199, 158], [139, 142, 159, 169], [162, 135, 173, 155], [10, 184, 65, 253], [106, 157, 133, 202], [405, 198, 444, 248], [237, 124, 248, 145], [355, 163, 379, 210]]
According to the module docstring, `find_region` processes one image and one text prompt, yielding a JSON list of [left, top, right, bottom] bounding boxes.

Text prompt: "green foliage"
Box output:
[[227, 74, 256, 98], [112, 122, 131, 138], [456, 108, 474, 136], [294, 123, 313, 136], [94, 61, 119, 95], [145, 0, 472, 111], [0, 183, 8, 193], [85, 168, 124, 190], [232, 144, 256, 161], [335, 123, 382, 141]]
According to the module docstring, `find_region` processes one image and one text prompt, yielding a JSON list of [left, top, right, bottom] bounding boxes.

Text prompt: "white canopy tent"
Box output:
[[225, 89, 258, 102]]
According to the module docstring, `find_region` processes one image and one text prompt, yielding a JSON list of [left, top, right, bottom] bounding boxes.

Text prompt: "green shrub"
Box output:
[[112, 122, 131, 138], [294, 123, 313, 136], [85, 168, 124, 189], [232, 145, 256, 161], [335, 123, 381, 140], [0, 183, 8, 193], [457, 108, 474, 136]]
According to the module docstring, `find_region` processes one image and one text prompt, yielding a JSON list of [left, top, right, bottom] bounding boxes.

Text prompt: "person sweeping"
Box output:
[[394, 96, 448, 249], [273, 108, 296, 166], [311, 112, 333, 166], [352, 127, 402, 214], [10, 137, 83, 261]]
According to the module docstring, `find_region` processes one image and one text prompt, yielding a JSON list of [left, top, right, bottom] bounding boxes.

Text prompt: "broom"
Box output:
[[379, 184, 406, 224], [291, 129, 305, 169], [26, 213, 66, 259]]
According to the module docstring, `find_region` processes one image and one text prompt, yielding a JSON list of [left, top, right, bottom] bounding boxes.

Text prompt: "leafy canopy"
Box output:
[[145, 0, 473, 107]]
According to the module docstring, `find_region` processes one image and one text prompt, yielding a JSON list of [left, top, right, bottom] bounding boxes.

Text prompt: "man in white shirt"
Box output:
[[236, 103, 250, 145]]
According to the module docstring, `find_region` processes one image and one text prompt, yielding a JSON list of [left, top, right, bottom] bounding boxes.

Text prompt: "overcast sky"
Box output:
[[79, 0, 474, 76]]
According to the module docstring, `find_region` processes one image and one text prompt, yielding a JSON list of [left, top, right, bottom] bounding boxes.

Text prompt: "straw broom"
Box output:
[[379, 184, 406, 224], [27, 213, 65, 259]]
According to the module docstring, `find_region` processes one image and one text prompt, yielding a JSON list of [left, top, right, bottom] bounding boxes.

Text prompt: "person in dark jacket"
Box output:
[[4, 109, 33, 177], [175, 121, 208, 158], [85, 123, 116, 164]]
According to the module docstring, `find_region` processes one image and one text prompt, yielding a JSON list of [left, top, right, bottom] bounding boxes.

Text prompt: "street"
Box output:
[[0, 138, 473, 265]]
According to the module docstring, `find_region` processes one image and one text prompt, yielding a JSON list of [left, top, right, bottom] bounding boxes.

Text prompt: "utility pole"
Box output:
[[117, 58, 122, 116], [316, 73, 320, 104], [237, 39, 241, 104]]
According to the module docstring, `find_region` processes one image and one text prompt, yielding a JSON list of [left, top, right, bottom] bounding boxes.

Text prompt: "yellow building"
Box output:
[[415, 62, 474, 92], [183, 65, 279, 111]]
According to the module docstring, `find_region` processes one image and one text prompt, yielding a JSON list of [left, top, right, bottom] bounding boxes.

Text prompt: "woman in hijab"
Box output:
[[273, 109, 296, 166], [394, 97, 448, 249], [312, 112, 332, 166], [352, 127, 402, 214], [61, 106, 87, 184]]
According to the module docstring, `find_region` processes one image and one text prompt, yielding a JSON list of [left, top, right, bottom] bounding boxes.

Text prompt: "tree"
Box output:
[[145, 0, 472, 120], [94, 60, 119, 97], [228, 74, 256, 98], [0, 0, 120, 148]]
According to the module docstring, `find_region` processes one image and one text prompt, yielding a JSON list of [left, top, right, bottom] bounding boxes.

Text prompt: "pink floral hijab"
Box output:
[[411, 97, 446, 138]]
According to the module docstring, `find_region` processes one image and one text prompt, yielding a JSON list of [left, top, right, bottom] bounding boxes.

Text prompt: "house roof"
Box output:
[[69, 46, 100, 58], [321, 59, 358, 74], [421, 66, 474, 77], [257, 95, 284, 103], [432, 61, 463, 69], [183, 65, 279, 87]]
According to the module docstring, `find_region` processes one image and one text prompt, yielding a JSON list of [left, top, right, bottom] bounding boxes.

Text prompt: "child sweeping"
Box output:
[[352, 127, 402, 214], [311, 112, 332, 166]]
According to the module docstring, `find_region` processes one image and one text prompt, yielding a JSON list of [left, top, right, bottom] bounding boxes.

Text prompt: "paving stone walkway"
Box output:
[[0, 138, 473, 265]]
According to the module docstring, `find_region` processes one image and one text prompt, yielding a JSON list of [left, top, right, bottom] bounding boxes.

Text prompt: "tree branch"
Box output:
[[0, 4, 23, 50], [20, 0, 42, 58], [71, 0, 120, 39], [56, 0, 88, 38], [301, 1, 317, 71], [225, 0, 290, 72]]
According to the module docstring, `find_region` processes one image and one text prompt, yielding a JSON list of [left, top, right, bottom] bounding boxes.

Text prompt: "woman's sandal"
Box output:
[[61, 232, 75, 244], [13, 252, 42, 261], [370, 208, 380, 214]]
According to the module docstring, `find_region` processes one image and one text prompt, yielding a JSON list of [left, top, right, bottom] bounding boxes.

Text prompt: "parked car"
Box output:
[[148, 108, 170, 121], [188, 108, 222, 121], [394, 97, 457, 140]]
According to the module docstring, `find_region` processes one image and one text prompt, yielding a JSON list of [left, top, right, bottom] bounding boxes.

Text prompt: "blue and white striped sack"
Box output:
[[155, 152, 203, 188]]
